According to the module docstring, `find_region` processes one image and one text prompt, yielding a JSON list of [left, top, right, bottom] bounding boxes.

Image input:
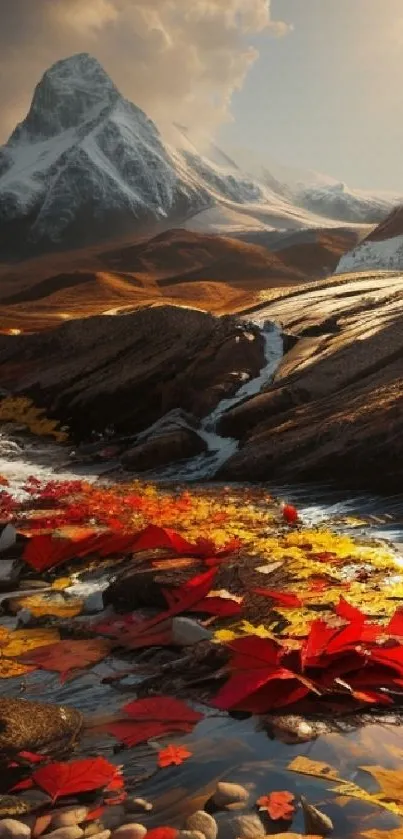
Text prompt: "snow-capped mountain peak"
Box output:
[[10, 54, 120, 144]]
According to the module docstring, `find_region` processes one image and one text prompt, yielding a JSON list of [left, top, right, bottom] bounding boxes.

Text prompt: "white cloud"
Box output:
[[0, 0, 291, 140]]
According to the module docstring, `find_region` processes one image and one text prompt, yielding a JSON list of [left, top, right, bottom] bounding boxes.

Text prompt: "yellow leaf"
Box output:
[[0, 658, 36, 678], [288, 755, 341, 781], [330, 783, 403, 817], [362, 830, 403, 839], [0, 628, 60, 657], [213, 629, 238, 643], [240, 620, 275, 639], [52, 577, 73, 590], [10, 595, 84, 619], [360, 765, 403, 804]]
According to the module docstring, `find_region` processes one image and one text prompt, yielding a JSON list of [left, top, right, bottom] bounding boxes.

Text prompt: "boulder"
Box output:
[[121, 429, 206, 472]]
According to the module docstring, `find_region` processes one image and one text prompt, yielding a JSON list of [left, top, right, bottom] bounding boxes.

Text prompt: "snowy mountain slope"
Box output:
[[212, 143, 400, 225], [0, 53, 334, 257], [335, 206, 403, 273], [0, 54, 211, 255]]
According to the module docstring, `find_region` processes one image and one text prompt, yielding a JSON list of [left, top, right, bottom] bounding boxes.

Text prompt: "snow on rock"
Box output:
[[335, 234, 403, 274]]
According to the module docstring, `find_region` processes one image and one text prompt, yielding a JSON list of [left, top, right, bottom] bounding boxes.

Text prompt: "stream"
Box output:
[[1, 316, 403, 837]]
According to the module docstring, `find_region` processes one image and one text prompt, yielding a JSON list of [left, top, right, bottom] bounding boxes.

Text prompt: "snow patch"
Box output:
[[335, 235, 403, 274]]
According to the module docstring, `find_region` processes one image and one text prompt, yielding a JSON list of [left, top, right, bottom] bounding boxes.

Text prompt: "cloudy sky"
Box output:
[[0, 0, 401, 190]]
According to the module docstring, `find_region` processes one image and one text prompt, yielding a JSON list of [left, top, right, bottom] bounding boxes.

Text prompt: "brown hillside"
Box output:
[[0, 228, 354, 333]]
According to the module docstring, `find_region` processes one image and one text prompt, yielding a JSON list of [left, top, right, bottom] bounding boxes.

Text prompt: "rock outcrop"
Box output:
[[219, 271, 403, 493], [0, 306, 264, 441]]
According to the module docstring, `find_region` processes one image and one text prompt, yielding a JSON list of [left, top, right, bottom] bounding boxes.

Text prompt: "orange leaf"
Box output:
[[20, 638, 111, 677], [257, 791, 296, 821], [158, 745, 192, 768]]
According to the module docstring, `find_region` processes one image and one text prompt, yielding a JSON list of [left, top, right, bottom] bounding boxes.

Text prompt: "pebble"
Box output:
[[212, 783, 249, 811], [172, 617, 212, 646], [51, 809, 89, 829], [84, 833, 110, 839], [178, 832, 205, 839], [214, 813, 265, 839], [0, 821, 31, 839], [43, 828, 84, 839], [185, 812, 217, 839], [123, 801, 152, 815], [111, 825, 147, 839]]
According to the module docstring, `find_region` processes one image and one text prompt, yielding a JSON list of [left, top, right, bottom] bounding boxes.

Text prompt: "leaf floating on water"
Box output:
[[0, 628, 60, 657], [105, 696, 203, 747], [25, 757, 121, 801], [0, 659, 36, 678], [361, 829, 403, 839], [158, 745, 192, 768], [288, 756, 341, 782], [257, 791, 295, 821], [359, 765, 403, 804], [20, 638, 111, 678]]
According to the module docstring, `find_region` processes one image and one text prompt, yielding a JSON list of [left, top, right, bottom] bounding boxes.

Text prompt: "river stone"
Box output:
[[85, 833, 110, 839], [179, 831, 206, 839], [0, 820, 31, 839], [111, 825, 147, 839], [32, 816, 52, 838], [172, 617, 212, 646], [212, 783, 249, 811], [51, 810, 89, 829], [186, 812, 217, 839], [43, 829, 84, 839], [214, 813, 265, 839]]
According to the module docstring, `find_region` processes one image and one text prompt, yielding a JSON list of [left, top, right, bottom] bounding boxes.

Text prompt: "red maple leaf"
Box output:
[[252, 588, 302, 608], [257, 791, 295, 820], [158, 745, 192, 768], [25, 757, 121, 801], [105, 696, 203, 747]]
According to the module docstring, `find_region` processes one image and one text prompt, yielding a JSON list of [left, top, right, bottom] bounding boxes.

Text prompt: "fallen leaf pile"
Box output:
[[1, 475, 403, 837]]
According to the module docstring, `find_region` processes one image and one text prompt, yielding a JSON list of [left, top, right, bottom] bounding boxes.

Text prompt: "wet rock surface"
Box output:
[[220, 271, 403, 492], [0, 307, 264, 443], [121, 429, 206, 472]]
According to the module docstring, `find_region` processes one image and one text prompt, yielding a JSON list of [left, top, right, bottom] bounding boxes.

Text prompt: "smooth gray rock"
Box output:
[[172, 617, 212, 646], [213, 783, 249, 811], [215, 813, 265, 839]]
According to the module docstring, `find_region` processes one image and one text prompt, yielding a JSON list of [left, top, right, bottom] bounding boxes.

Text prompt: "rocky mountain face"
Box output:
[[335, 205, 403, 273], [0, 54, 213, 257], [0, 53, 315, 259]]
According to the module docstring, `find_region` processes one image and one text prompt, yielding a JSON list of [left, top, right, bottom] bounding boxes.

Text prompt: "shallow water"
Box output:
[[2, 435, 403, 837]]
